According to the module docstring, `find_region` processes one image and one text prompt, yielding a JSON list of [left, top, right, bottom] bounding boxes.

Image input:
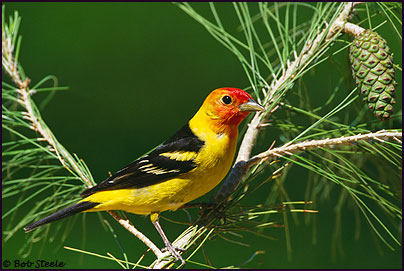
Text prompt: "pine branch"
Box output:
[[215, 2, 365, 202], [2, 7, 164, 262], [3, 10, 90, 185], [214, 130, 401, 203], [251, 130, 401, 163], [2, 14, 25, 88]]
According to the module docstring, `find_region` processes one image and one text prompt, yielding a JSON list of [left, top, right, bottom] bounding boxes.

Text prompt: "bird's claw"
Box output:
[[161, 245, 185, 265]]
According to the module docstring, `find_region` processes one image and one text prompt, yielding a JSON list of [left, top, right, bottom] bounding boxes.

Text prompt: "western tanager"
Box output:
[[24, 87, 264, 264]]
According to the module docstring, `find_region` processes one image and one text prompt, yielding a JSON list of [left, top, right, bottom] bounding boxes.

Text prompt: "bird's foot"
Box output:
[[161, 244, 185, 265]]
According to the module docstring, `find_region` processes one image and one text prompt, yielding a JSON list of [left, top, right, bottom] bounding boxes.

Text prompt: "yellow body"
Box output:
[[24, 87, 264, 246], [82, 108, 238, 215]]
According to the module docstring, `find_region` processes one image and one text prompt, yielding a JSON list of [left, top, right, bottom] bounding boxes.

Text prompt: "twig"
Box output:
[[214, 130, 402, 203], [107, 211, 163, 260], [249, 130, 402, 166]]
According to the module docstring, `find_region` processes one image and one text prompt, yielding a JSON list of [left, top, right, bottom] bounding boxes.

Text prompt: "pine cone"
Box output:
[[349, 29, 396, 120]]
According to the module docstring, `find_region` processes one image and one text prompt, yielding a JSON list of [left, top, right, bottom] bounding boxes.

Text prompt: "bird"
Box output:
[[24, 87, 264, 265]]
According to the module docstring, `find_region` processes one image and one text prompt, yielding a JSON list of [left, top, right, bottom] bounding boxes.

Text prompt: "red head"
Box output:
[[198, 87, 264, 128]]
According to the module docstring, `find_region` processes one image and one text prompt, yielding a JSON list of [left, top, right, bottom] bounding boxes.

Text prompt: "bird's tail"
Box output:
[[24, 201, 99, 233]]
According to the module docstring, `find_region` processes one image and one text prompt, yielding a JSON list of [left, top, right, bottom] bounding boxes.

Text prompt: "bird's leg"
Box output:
[[150, 213, 185, 266]]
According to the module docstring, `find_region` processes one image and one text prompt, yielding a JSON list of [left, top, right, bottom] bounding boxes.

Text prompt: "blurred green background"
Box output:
[[2, 3, 402, 269]]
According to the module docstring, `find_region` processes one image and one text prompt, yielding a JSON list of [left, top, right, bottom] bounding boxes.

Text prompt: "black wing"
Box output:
[[80, 123, 204, 197]]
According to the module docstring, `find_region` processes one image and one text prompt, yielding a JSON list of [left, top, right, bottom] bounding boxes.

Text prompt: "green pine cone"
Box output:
[[349, 29, 396, 120]]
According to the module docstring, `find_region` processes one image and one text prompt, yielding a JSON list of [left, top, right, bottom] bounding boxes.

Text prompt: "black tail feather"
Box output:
[[24, 201, 99, 233]]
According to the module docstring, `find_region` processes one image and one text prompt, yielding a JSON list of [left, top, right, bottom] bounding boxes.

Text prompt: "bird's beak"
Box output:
[[239, 98, 265, 112]]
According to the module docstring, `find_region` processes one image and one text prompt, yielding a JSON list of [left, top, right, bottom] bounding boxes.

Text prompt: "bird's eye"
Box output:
[[222, 95, 232, 105]]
